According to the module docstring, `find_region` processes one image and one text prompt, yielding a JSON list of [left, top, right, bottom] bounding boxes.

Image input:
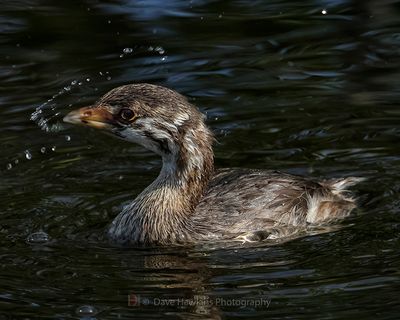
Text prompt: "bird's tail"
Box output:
[[328, 176, 366, 195], [306, 176, 366, 224]]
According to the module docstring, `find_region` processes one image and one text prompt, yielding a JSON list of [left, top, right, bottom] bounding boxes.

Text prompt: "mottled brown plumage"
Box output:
[[64, 83, 363, 245]]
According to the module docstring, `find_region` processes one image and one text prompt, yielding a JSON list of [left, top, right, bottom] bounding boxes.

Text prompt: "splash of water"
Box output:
[[5, 145, 58, 171], [30, 80, 81, 132]]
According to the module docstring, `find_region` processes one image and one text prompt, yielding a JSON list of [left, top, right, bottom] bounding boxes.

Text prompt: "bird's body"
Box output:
[[64, 83, 363, 246]]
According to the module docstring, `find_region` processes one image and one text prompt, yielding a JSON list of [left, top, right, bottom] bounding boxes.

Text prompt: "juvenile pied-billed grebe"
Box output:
[[64, 84, 363, 245]]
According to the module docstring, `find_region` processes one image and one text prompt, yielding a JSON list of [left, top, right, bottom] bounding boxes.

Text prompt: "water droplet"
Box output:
[[148, 46, 154, 51], [119, 54, 124, 58], [78, 82, 83, 86], [76, 305, 98, 317], [40, 147, 46, 154], [106, 76, 111, 81], [30, 109, 41, 121], [161, 57, 167, 61], [86, 78, 91, 82], [123, 47, 133, 54], [107, 20, 111, 24], [26, 231, 50, 244], [14, 159, 19, 164], [322, 9, 327, 15], [218, 14, 223, 18], [155, 46, 164, 54], [38, 118, 48, 128], [71, 80, 78, 85], [65, 135, 71, 142], [25, 150, 32, 160], [6, 163, 12, 170], [99, 71, 103, 76], [51, 146, 56, 152]]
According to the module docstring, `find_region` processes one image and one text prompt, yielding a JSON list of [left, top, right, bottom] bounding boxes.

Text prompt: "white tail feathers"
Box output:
[[329, 177, 366, 192], [306, 176, 365, 224]]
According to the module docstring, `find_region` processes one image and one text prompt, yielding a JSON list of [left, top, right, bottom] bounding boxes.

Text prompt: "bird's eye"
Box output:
[[118, 109, 136, 122]]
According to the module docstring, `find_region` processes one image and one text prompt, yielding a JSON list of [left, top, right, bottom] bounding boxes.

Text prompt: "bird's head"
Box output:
[[64, 83, 211, 157]]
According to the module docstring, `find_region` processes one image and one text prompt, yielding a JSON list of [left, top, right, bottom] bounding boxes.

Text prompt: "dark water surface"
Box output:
[[1, 0, 400, 319]]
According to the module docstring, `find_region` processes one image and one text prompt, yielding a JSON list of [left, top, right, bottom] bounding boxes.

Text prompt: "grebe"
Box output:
[[64, 83, 363, 245]]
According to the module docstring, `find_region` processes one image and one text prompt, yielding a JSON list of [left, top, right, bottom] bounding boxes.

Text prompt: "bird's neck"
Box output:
[[109, 122, 214, 244]]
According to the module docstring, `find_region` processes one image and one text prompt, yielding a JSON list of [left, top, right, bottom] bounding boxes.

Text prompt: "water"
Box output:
[[1, 0, 400, 319]]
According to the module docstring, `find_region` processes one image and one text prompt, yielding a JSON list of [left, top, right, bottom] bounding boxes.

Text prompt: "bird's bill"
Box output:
[[63, 106, 115, 130]]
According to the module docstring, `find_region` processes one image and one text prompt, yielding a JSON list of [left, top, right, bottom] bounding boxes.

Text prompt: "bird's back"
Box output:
[[193, 169, 362, 239]]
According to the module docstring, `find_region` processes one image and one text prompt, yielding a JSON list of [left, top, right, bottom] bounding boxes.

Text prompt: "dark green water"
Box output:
[[1, 0, 400, 319]]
